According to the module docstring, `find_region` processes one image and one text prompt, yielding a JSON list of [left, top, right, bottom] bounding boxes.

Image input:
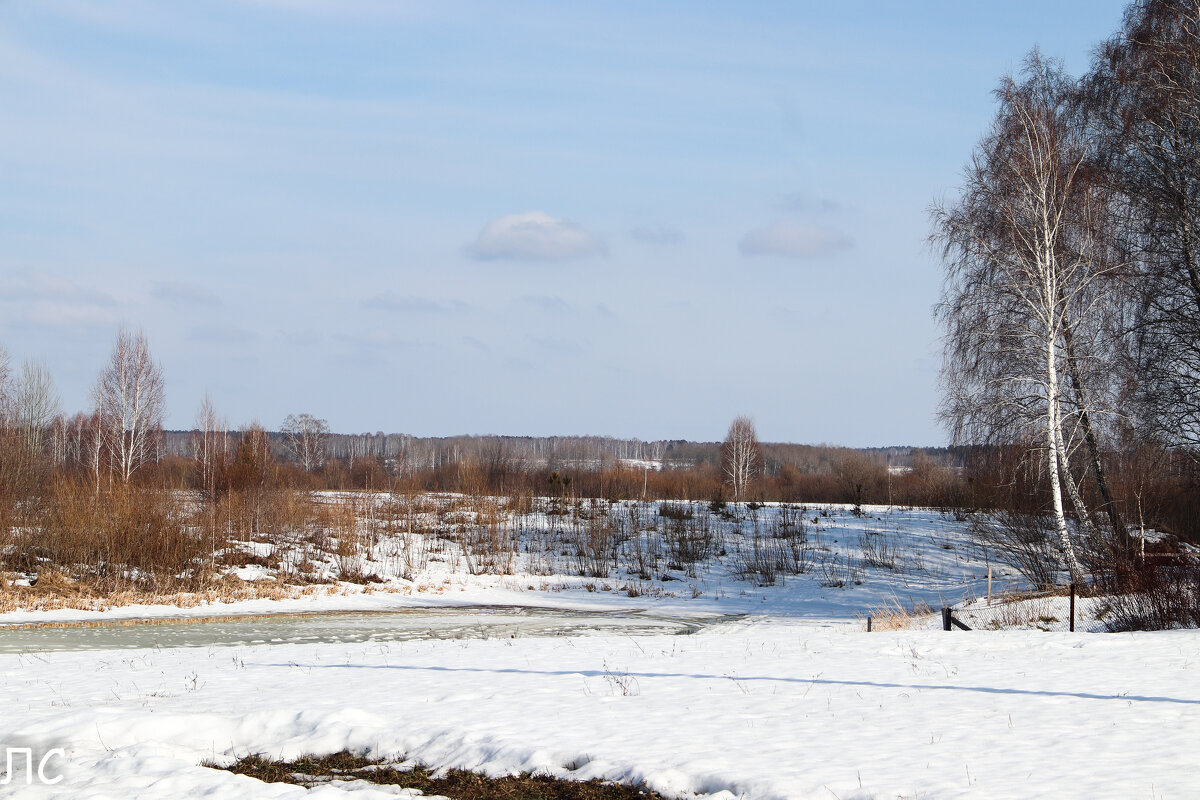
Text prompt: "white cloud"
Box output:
[[738, 220, 852, 259], [466, 212, 606, 262]]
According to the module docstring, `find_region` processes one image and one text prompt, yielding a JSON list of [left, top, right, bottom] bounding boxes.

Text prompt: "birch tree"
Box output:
[[933, 53, 1121, 582], [0, 345, 10, 423], [12, 360, 60, 453], [1087, 0, 1200, 460], [721, 415, 760, 502], [192, 394, 225, 496], [92, 328, 166, 482], [281, 413, 329, 472]]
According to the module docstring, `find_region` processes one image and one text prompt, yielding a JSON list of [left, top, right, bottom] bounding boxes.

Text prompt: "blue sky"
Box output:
[[0, 1, 1129, 445]]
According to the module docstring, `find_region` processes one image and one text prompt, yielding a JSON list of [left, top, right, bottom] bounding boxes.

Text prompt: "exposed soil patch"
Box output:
[[213, 751, 674, 800]]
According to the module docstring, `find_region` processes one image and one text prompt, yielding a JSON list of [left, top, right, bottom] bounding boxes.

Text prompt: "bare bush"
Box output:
[[662, 509, 715, 575], [970, 511, 1063, 589], [657, 501, 693, 520], [731, 531, 783, 586], [624, 525, 663, 579], [1101, 552, 1200, 632], [816, 553, 863, 589], [571, 502, 618, 578], [858, 531, 900, 570], [458, 496, 516, 575]]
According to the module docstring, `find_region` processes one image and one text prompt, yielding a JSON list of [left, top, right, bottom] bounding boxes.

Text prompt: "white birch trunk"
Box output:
[[1046, 339, 1083, 583]]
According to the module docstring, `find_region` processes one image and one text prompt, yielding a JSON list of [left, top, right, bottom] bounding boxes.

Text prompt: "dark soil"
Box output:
[[212, 751, 674, 800]]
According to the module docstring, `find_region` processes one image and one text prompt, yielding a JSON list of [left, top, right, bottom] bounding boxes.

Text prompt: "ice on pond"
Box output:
[[0, 606, 740, 652]]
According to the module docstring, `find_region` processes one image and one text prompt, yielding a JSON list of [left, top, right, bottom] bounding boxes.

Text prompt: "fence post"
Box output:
[[867, 616, 872, 632], [942, 606, 952, 631], [1069, 583, 1076, 632]]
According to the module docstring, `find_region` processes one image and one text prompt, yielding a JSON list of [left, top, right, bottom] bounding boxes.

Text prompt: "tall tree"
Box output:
[[92, 328, 166, 482], [1087, 0, 1200, 461], [0, 344, 10, 423], [281, 413, 329, 472], [721, 415, 761, 502], [933, 52, 1121, 582], [12, 360, 60, 453], [192, 394, 225, 496]]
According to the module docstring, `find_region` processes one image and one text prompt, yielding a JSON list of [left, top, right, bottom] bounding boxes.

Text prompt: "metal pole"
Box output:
[[942, 606, 952, 631], [1069, 584, 1076, 632]]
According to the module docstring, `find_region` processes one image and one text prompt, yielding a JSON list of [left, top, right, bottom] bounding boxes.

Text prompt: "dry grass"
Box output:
[[974, 595, 1060, 630], [0, 573, 339, 614], [212, 751, 674, 800], [861, 599, 936, 631], [8, 478, 217, 591]]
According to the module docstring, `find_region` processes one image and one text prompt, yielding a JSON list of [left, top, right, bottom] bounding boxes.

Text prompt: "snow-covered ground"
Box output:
[[3, 618, 1198, 799], [1, 503, 1195, 798], [0, 502, 1015, 626]]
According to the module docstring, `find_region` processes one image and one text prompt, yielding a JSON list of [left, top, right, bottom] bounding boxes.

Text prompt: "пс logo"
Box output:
[[1, 746, 65, 785]]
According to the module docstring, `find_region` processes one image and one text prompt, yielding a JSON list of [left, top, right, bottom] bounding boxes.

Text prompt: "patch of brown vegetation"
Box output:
[[860, 599, 936, 631], [0, 572, 339, 615], [214, 751, 672, 800]]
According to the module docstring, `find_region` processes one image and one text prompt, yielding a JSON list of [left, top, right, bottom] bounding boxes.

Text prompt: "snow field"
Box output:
[[1, 503, 1187, 799], [2, 618, 1198, 799]]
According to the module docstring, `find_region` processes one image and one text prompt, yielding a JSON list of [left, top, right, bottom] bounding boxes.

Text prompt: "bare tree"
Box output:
[[281, 413, 329, 472], [721, 415, 761, 502], [1087, 0, 1200, 462], [192, 394, 226, 496], [0, 344, 10, 423], [11, 360, 60, 453], [932, 53, 1122, 582], [834, 450, 882, 512], [92, 328, 166, 482]]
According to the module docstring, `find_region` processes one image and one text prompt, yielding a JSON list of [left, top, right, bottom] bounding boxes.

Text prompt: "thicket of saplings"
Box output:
[[0, 424, 891, 597], [1, 420, 1197, 630]]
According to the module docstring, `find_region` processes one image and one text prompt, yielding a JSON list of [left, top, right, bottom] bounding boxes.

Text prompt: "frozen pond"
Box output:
[[0, 606, 740, 653]]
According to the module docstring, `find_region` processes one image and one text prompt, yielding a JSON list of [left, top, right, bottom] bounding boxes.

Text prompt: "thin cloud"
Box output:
[[332, 330, 437, 352], [24, 302, 117, 329], [0, 272, 117, 306], [0, 272, 119, 328], [461, 335, 491, 353], [188, 324, 257, 344], [466, 212, 606, 262], [514, 294, 570, 313], [629, 224, 683, 245], [363, 293, 468, 313], [738, 221, 852, 259], [776, 192, 841, 213], [527, 335, 586, 355], [152, 281, 222, 307]]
